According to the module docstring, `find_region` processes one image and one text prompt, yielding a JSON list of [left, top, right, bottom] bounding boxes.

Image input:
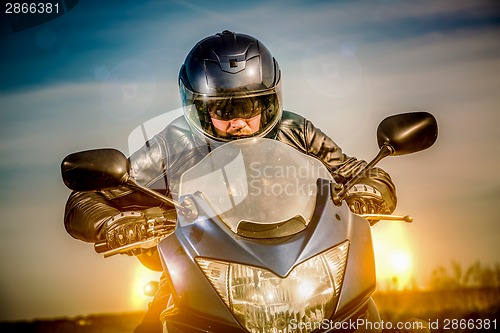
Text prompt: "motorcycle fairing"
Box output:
[[157, 179, 376, 328]]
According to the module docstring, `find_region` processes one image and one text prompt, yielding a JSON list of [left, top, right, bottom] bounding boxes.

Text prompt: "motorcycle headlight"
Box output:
[[195, 241, 349, 333]]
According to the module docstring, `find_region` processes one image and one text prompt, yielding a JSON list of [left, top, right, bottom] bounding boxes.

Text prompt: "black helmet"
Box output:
[[179, 30, 282, 142]]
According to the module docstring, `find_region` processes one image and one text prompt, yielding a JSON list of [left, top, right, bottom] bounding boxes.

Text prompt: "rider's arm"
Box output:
[[304, 118, 397, 213], [278, 111, 397, 213], [63, 135, 170, 243], [64, 190, 120, 242]]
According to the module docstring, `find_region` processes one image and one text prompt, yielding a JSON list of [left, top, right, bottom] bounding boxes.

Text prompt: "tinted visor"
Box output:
[[200, 93, 278, 121]]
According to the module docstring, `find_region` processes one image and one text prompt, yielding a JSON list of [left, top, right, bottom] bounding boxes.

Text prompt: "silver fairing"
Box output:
[[157, 138, 377, 331]]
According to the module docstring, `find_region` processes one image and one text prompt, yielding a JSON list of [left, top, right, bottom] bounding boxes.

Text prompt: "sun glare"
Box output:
[[390, 251, 411, 274], [372, 223, 414, 290], [131, 261, 162, 309]]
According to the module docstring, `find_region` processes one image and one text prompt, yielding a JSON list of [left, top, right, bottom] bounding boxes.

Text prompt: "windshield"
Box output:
[[178, 138, 333, 234]]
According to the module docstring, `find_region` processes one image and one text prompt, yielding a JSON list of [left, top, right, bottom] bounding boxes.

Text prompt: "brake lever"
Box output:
[[101, 237, 163, 258], [360, 214, 413, 226]]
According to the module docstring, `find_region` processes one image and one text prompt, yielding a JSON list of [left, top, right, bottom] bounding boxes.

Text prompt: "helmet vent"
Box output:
[[229, 59, 238, 68]]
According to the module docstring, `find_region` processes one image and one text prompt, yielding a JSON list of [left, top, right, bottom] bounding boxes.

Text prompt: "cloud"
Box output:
[[0, 79, 180, 163]]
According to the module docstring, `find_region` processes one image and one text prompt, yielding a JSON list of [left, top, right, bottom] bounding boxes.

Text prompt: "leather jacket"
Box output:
[[64, 111, 397, 242]]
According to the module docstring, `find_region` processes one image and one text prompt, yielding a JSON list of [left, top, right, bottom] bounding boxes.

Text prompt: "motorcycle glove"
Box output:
[[345, 184, 390, 215], [105, 211, 149, 254], [104, 208, 177, 256]]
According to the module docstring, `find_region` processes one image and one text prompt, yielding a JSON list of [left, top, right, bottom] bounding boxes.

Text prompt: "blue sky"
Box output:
[[1, 0, 499, 321]]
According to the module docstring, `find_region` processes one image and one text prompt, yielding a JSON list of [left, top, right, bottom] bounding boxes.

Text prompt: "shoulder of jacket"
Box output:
[[128, 116, 190, 184], [280, 110, 307, 128], [156, 115, 190, 140]]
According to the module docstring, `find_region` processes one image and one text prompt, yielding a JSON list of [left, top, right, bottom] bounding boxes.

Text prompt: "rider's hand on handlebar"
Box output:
[[102, 208, 177, 256], [345, 184, 390, 215], [105, 212, 149, 255]]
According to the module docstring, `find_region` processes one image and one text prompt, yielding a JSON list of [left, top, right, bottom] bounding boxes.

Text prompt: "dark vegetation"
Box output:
[[375, 261, 500, 332], [0, 312, 145, 333]]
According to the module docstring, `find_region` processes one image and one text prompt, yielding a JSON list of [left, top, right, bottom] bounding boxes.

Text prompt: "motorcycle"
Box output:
[[61, 112, 437, 332]]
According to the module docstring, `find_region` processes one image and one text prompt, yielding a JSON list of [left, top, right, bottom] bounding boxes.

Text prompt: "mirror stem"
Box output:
[[332, 144, 394, 205], [125, 177, 192, 216]]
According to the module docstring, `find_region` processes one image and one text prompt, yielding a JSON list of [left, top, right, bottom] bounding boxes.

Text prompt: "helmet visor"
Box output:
[[180, 82, 282, 141]]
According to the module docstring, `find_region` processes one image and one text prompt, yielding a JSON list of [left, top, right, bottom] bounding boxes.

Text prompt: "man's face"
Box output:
[[210, 114, 261, 137]]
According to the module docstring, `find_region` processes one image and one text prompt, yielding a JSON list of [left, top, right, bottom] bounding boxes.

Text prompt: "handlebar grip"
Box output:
[[94, 241, 110, 253]]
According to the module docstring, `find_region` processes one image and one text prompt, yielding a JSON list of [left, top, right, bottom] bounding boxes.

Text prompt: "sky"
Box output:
[[1, 0, 500, 321]]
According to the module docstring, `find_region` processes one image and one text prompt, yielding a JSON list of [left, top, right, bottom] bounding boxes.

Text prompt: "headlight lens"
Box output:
[[196, 241, 349, 333]]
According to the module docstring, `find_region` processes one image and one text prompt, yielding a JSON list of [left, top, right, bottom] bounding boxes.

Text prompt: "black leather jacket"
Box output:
[[64, 111, 397, 242]]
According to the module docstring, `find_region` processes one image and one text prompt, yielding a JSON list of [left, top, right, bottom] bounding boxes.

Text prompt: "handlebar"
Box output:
[[94, 212, 412, 256]]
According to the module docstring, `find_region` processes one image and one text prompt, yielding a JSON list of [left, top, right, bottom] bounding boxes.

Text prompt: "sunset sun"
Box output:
[[130, 262, 162, 309], [372, 223, 414, 290], [390, 251, 411, 274]]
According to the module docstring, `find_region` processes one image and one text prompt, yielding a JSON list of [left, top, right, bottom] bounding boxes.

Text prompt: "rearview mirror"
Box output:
[[331, 111, 438, 205], [377, 112, 438, 156], [61, 148, 130, 191], [61, 148, 187, 215]]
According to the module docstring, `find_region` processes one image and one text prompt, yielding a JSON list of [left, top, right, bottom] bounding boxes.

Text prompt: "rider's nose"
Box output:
[[229, 118, 247, 129]]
